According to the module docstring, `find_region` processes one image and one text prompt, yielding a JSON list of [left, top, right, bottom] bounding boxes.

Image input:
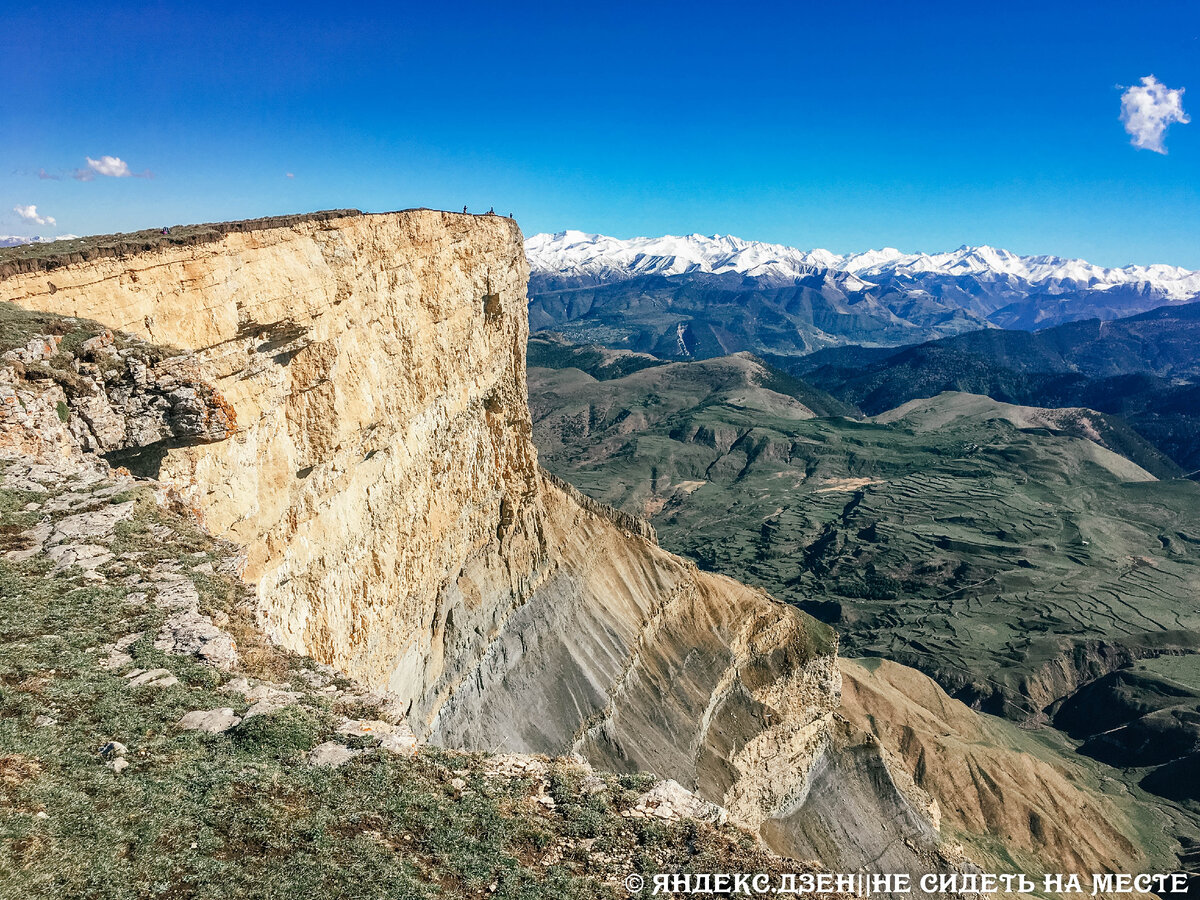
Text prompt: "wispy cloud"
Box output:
[[38, 168, 61, 181], [74, 155, 153, 180], [13, 204, 56, 226], [1120, 75, 1189, 154], [286, 172, 295, 179]]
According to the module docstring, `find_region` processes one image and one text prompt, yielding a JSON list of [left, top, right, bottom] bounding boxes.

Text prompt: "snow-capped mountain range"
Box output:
[[526, 230, 1200, 300], [0, 234, 78, 248]]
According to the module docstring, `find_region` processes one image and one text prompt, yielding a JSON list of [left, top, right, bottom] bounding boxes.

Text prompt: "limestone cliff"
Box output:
[[1, 210, 848, 844]]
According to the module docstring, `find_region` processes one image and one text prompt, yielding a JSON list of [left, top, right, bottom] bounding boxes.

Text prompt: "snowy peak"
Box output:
[[524, 230, 841, 288], [526, 231, 1200, 300]]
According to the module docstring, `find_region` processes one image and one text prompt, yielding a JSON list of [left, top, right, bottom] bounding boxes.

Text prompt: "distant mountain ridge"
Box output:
[[527, 230, 1200, 299], [525, 232, 1200, 355]]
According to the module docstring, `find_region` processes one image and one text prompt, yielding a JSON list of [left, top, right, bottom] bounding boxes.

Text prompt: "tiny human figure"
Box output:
[[488, 207, 494, 214], [508, 212, 513, 218], [463, 205, 468, 214], [161, 227, 170, 235]]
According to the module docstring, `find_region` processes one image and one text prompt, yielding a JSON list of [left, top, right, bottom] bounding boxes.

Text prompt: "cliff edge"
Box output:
[[1, 210, 855, 851]]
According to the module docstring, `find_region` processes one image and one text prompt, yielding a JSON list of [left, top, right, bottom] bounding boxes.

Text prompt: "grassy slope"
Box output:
[[794, 303, 1200, 475], [0, 464, 797, 900]]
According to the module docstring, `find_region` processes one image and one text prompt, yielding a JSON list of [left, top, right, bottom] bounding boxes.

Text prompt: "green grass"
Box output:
[[0, 300, 181, 377]]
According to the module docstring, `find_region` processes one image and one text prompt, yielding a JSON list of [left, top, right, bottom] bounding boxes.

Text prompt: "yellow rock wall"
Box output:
[[2, 211, 840, 829]]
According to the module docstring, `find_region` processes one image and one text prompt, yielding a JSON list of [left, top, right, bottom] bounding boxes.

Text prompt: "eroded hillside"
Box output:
[[0, 306, 830, 896], [527, 340, 1200, 881], [528, 351, 1200, 722]]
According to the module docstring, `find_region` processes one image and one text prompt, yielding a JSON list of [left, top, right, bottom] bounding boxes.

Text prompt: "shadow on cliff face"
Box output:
[[761, 738, 948, 896], [105, 442, 170, 479]]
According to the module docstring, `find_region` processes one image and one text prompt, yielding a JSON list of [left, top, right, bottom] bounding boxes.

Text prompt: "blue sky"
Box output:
[[2, 0, 1198, 266]]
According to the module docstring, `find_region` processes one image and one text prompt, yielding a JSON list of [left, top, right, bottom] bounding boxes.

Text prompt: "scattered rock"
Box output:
[[154, 609, 237, 669], [45, 541, 112, 576], [306, 741, 361, 768], [336, 718, 389, 738], [220, 677, 300, 718], [178, 708, 242, 734], [108, 757, 130, 775], [378, 721, 419, 755], [378, 696, 410, 725], [297, 669, 331, 689], [482, 754, 549, 778], [626, 780, 727, 826], [99, 631, 143, 670], [334, 717, 420, 755], [33, 715, 56, 728], [98, 740, 128, 759], [79, 331, 114, 355], [125, 668, 178, 689], [4, 335, 60, 364], [149, 574, 200, 610]]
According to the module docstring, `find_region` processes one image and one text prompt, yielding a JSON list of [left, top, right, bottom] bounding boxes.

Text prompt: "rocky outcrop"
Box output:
[[1, 210, 853, 855], [1, 319, 234, 469]]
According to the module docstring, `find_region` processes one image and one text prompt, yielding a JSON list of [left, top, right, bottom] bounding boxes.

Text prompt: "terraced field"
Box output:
[[529, 355, 1200, 721]]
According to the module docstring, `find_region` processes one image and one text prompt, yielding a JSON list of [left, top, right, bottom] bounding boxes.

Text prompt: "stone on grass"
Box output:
[[306, 741, 361, 768], [154, 610, 238, 669], [178, 708, 242, 734], [98, 741, 128, 758], [125, 668, 178, 688]]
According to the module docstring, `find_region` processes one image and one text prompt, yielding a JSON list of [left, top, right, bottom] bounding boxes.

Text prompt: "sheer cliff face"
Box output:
[[4, 212, 535, 693], [2, 211, 839, 826]]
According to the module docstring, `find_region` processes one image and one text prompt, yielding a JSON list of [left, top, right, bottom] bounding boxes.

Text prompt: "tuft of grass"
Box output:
[[229, 706, 332, 757]]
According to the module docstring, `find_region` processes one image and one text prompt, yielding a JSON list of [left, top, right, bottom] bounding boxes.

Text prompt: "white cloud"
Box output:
[[74, 155, 153, 180], [87, 155, 132, 177], [286, 172, 295, 179], [13, 204, 56, 226], [1120, 75, 1190, 154], [0, 234, 77, 247]]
